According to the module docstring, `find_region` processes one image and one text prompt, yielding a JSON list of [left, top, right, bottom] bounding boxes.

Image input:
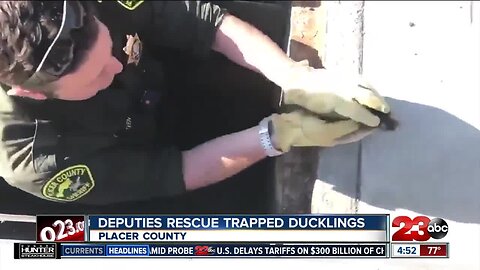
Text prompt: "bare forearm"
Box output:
[[212, 14, 296, 87], [182, 126, 266, 190]]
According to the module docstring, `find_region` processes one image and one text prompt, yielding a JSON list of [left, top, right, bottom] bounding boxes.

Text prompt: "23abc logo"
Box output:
[[392, 216, 448, 241]]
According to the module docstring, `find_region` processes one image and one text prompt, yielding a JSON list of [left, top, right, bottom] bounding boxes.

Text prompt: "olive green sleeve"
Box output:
[[1, 119, 186, 205]]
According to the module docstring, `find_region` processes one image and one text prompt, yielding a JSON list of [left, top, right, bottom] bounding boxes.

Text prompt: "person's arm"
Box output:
[[1, 116, 268, 204], [182, 125, 266, 190], [144, 1, 294, 86], [212, 14, 391, 127], [212, 14, 296, 88]]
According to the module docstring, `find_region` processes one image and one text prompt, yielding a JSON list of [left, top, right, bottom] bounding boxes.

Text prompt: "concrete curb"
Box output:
[[322, 1, 365, 74], [312, 1, 365, 214]]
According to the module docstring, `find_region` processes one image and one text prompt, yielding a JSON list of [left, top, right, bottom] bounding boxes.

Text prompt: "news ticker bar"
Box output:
[[15, 243, 389, 258], [391, 243, 449, 258]]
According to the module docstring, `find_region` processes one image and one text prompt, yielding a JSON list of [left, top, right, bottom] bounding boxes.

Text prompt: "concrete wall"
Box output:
[[314, 1, 480, 269]]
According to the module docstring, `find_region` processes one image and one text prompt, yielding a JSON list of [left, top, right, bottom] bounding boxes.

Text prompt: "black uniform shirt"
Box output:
[[0, 1, 226, 205]]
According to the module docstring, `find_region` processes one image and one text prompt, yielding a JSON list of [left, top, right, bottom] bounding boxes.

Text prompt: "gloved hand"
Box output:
[[269, 110, 374, 152], [281, 60, 391, 127]]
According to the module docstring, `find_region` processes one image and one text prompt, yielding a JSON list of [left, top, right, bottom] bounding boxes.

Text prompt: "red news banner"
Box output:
[[36, 215, 85, 242], [419, 244, 448, 257]]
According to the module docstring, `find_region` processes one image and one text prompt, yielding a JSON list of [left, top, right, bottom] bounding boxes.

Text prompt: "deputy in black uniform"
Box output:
[[0, 1, 390, 205]]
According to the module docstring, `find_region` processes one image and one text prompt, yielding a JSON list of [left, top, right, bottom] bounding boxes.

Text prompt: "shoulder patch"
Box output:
[[116, 0, 144, 11], [42, 165, 95, 202]]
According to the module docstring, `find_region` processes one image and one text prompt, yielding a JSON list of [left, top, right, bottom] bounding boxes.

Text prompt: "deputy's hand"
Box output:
[[269, 111, 374, 152], [281, 61, 390, 127]]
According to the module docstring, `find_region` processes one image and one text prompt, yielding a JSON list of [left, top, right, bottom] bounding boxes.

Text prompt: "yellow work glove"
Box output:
[[281, 60, 390, 127], [269, 111, 374, 152]]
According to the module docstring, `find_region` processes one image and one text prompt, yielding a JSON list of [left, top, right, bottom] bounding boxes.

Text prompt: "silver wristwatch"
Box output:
[[259, 116, 284, 157]]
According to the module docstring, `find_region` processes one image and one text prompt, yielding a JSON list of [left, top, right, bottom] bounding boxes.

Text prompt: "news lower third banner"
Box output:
[[87, 215, 388, 242], [18, 214, 453, 259]]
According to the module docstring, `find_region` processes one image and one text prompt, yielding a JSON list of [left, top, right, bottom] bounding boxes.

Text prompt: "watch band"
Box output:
[[259, 117, 284, 157]]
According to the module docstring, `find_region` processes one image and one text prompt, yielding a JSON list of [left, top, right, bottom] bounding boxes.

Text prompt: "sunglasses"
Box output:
[[20, 0, 86, 88]]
